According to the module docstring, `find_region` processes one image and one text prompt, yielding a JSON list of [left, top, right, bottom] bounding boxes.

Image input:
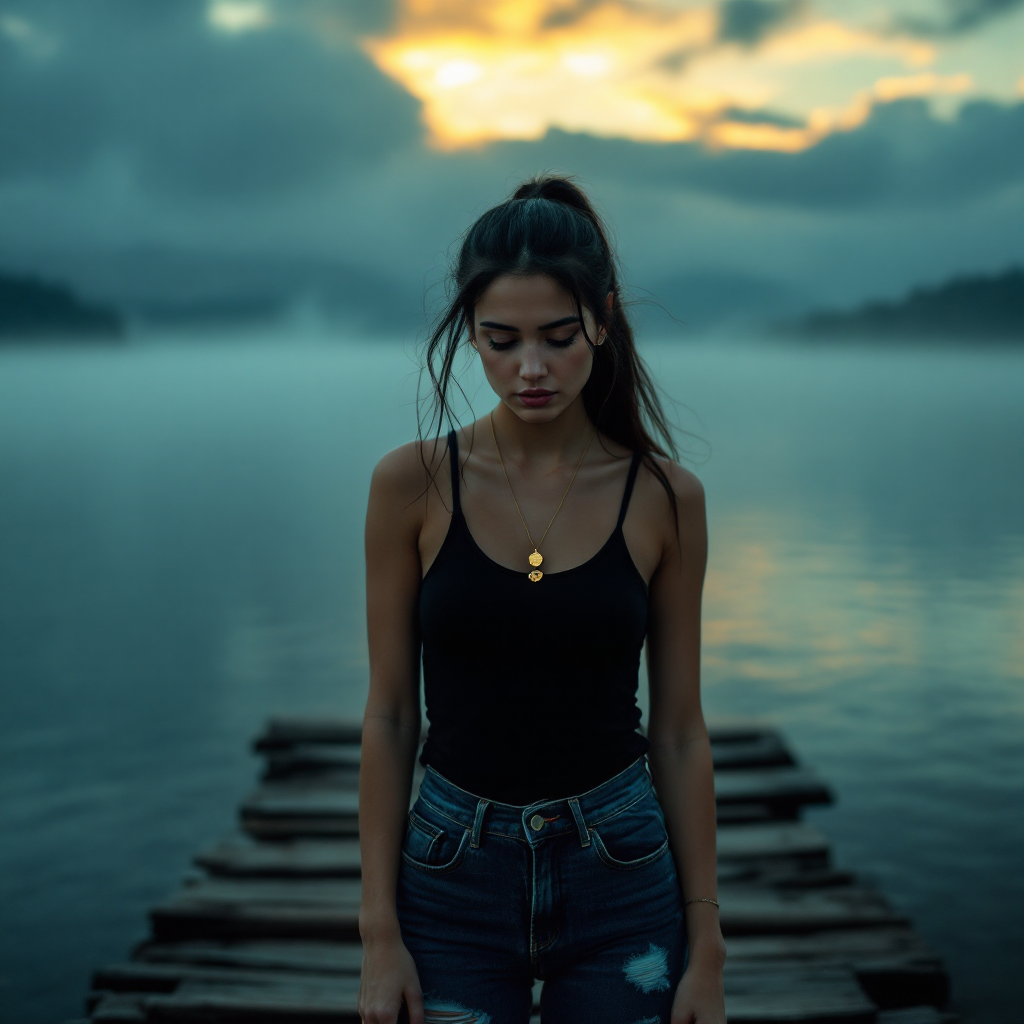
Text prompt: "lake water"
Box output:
[[1, 331, 1022, 1023]]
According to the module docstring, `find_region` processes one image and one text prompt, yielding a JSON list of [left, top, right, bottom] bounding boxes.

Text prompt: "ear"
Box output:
[[594, 290, 615, 346]]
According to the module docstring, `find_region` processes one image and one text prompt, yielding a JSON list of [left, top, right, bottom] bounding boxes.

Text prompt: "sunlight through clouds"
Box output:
[[207, 1, 272, 34], [360, 0, 1021, 152]]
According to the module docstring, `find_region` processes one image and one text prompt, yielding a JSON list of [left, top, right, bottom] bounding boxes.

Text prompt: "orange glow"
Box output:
[[362, 1, 978, 153], [759, 21, 935, 67], [872, 71, 972, 102]]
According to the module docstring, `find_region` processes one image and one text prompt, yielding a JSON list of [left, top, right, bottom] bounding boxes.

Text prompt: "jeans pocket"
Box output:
[[591, 792, 671, 870], [401, 806, 470, 874]]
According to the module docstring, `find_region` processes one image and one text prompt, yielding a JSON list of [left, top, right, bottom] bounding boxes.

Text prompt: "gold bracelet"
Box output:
[[685, 897, 719, 908]]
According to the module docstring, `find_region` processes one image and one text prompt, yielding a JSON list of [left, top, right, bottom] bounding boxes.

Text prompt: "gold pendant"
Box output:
[[528, 550, 543, 567], [528, 570, 543, 582]]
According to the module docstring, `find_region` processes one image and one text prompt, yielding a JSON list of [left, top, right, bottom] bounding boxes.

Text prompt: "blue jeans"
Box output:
[[396, 758, 686, 1024]]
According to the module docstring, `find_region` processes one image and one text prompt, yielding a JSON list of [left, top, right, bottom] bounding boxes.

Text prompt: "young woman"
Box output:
[[359, 176, 725, 1024]]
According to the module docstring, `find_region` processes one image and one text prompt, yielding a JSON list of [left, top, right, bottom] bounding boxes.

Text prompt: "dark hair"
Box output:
[[420, 174, 679, 513]]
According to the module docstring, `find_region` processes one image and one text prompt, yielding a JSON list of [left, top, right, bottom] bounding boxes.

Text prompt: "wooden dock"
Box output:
[[85, 718, 958, 1023]]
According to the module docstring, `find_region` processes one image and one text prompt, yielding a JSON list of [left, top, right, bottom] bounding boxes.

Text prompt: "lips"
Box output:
[[517, 389, 556, 408]]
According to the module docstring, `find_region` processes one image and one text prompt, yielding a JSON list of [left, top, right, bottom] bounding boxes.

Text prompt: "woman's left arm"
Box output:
[[645, 465, 726, 1024]]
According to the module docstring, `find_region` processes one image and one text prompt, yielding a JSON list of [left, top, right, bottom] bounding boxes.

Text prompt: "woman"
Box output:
[[359, 176, 725, 1024]]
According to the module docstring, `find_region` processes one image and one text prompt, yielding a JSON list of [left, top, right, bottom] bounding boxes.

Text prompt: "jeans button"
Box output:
[[530, 814, 545, 831]]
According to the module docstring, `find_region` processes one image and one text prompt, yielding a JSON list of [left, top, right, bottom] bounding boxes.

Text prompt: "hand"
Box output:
[[670, 954, 726, 1024], [359, 932, 424, 1024]]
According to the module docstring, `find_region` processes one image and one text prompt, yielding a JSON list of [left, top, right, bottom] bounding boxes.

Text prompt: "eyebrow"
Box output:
[[478, 316, 581, 332]]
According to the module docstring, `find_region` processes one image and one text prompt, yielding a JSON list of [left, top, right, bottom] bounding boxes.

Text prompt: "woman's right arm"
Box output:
[[358, 446, 430, 1024]]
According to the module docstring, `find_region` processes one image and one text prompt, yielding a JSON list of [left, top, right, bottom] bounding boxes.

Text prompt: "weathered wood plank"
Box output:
[[718, 823, 831, 864], [264, 744, 361, 780], [89, 993, 147, 1022], [134, 940, 362, 975], [254, 717, 362, 752], [715, 768, 833, 810], [150, 879, 362, 942], [706, 719, 781, 744], [875, 1010, 947, 1024], [712, 733, 795, 770], [726, 929, 948, 1009], [196, 836, 362, 878], [724, 965, 878, 1023], [144, 977, 362, 1023], [240, 785, 360, 840], [719, 885, 907, 936], [718, 802, 784, 824], [93, 961, 358, 993]]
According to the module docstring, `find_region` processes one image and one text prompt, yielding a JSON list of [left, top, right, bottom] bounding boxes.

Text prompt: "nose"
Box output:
[[519, 343, 548, 383]]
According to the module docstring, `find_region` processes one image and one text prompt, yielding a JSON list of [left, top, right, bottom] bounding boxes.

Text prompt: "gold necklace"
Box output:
[[489, 412, 594, 583]]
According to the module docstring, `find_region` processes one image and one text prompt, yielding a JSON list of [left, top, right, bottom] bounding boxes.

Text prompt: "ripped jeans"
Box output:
[[396, 758, 686, 1024]]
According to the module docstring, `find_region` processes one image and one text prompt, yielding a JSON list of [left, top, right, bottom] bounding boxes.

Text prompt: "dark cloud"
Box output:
[[492, 98, 1024, 211], [0, 0, 420, 196], [0, 1, 1020, 327], [717, 0, 803, 45], [894, 0, 1024, 36]]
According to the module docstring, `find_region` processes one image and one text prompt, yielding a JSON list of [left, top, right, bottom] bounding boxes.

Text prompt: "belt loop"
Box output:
[[568, 797, 590, 848], [470, 799, 490, 849]]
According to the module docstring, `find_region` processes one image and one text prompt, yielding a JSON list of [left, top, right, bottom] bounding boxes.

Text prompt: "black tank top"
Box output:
[[418, 431, 650, 804]]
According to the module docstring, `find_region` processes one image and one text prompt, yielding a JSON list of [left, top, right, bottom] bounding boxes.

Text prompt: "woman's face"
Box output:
[[471, 274, 604, 424]]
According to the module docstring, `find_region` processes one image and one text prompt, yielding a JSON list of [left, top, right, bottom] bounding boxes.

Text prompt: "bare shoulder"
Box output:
[[637, 456, 705, 516], [368, 438, 448, 516], [371, 439, 446, 496]]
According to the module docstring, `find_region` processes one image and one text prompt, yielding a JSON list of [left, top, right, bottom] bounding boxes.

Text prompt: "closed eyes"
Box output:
[[487, 332, 578, 352]]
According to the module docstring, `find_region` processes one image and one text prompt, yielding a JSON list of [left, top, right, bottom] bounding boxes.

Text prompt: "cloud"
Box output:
[[895, 0, 1024, 36], [0, 0, 1020, 328], [717, 0, 802, 46], [0, 1, 420, 196], [361, 0, 1004, 154]]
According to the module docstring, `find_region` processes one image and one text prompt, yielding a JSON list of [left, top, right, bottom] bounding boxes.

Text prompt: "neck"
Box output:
[[490, 397, 592, 464]]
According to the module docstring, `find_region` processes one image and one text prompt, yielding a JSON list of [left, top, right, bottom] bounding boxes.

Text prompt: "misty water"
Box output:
[[1, 331, 1022, 1024]]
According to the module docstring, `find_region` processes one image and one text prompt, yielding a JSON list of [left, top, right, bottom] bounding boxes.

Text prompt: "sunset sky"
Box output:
[[1, 0, 1021, 328]]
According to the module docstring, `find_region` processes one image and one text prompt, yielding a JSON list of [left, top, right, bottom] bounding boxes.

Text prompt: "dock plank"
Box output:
[[726, 929, 948, 1009], [718, 822, 831, 864], [725, 965, 877, 1023], [254, 717, 362, 752], [712, 733, 795, 770], [715, 768, 833, 811], [264, 744, 361, 780], [196, 836, 362, 878], [145, 976, 361, 1023], [90, 994, 147, 1023], [93, 961, 358, 993], [240, 785, 359, 840], [134, 940, 362, 975], [150, 879, 362, 942], [719, 885, 906, 936]]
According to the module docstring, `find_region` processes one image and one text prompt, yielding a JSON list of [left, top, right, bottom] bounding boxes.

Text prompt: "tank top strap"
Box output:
[[447, 430, 462, 516], [615, 452, 643, 530]]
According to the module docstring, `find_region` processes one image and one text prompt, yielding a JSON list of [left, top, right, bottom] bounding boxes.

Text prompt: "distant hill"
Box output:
[[0, 271, 123, 339], [787, 267, 1023, 341]]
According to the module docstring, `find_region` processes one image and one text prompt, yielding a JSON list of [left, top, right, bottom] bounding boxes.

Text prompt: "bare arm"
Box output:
[[358, 446, 433, 1024], [645, 468, 725, 1024]]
